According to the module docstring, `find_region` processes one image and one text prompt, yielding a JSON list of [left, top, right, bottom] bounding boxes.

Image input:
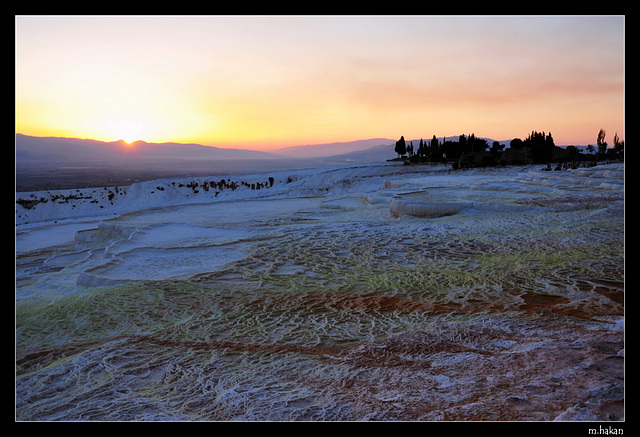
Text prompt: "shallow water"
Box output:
[[15, 163, 624, 421]]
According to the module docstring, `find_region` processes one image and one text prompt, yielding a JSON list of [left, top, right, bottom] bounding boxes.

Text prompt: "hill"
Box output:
[[271, 138, 395, 158], [15, 134, 289, 191], [16, 134, 280, 167]]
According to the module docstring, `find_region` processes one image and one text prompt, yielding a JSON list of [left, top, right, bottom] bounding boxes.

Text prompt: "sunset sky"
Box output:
[[15, 15, 624, 150]]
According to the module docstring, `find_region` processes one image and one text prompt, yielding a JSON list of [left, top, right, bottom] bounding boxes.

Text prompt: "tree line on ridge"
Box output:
[[394, 129, 624, 169]]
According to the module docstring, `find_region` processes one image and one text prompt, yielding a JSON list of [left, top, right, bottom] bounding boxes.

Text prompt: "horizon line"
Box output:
[[15, 132, 610, 149]]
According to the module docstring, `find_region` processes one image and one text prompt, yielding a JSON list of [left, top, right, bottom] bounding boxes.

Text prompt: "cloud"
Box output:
[[345, 61, 622, 114], [16, 15, 624, 147]]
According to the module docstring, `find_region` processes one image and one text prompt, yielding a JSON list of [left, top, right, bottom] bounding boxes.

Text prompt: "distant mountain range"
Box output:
[[271, 138, 395, 158], [14, 135, 401, 191], [14, 134, 405, 173], [15, 134, 280, 166], [16, 133, 590, 173], [15, 134, 594, 191]]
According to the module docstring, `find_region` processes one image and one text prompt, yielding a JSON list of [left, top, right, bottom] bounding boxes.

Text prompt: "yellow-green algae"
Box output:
[[16, 165, 624, 420]]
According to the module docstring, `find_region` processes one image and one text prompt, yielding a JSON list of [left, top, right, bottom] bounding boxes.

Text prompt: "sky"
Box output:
[[15, 15, 624, 150]]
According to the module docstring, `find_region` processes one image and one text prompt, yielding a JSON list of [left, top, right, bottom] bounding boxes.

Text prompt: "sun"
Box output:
[[105, 117, 149, 144]]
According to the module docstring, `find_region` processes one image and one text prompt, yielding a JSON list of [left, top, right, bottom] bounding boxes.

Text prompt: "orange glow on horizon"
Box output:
[[16, 16, 624, 152]]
